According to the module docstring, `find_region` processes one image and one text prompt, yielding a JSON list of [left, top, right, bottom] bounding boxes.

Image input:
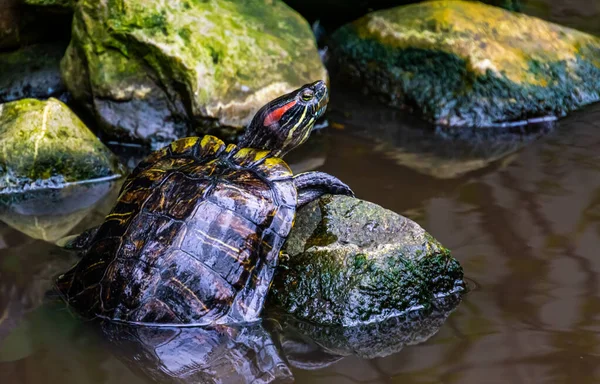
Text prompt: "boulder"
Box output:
[[0, 43, 68, 103], [268, 195, 465, 326], [0, 98, 126, 194], [61, 0, 328, 149], [329, 0, 600, 128]]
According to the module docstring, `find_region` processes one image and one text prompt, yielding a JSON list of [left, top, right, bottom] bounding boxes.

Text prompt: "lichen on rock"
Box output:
[[61, 0, 328, 148], [0, 98, 126, 194], [268, 195, 465, 326], [330, 0, 600, 128]]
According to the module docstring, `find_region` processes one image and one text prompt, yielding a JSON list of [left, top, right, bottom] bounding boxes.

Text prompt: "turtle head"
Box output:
[[239, 80, 328, 157]]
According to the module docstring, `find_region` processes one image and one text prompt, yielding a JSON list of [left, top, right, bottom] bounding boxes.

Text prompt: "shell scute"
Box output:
[[180, 200, 260, 286], [57, 136, 298, 325]]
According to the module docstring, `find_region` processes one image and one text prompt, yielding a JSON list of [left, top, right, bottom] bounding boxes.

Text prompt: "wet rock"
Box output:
[[0, 98, 126, 194], [329, 0, 600, 128], [0, 43, 67, 103], [62, 0, 328, 149], [268, 195, 465, 326]]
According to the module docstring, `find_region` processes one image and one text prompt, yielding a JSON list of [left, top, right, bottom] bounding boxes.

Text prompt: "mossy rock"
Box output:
[[0, 98, 126, 194], [61, 0, 328, 149], [0, 43, 67, 103], [268, 195, 465, 326], [329, 0, 600, 128]]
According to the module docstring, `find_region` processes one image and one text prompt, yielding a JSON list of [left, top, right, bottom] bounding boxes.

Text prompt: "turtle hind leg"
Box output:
[[293, 171, 354, 208]]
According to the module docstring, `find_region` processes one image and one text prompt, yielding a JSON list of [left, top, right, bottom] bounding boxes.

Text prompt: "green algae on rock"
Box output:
[[0, 98, 125, 194], [268, 195, 464, 326], [0, 43, 67, 103], [61, 0, 328, 149], [329, 0, 600, 128]]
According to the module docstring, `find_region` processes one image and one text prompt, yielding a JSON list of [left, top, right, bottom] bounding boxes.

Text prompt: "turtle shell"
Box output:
[[55, 135, 297, 325]]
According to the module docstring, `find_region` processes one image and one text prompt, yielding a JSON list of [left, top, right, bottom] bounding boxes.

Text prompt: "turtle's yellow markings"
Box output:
[[86, 261, 106, 270], [194, 228, 240, 253], [170, 137, 198, 153], [298, 117, 315, 145], [225, 143, 237, 153], [107, 212, 131, 218], [282, 105, 307, 149], [170, 277, 209, 312], [200, 135, 225, 153], [33, 102, 51, 166]]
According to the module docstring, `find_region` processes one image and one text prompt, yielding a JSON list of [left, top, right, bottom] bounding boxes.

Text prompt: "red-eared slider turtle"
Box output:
[[55, 81, 354, 326]]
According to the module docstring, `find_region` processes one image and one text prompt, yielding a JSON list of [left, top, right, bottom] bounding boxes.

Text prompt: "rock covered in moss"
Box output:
[[330, 0, 600, 128], [61, 0, 328, 149], [268, 195, 464, 326], [0, 43, 67, 103], [0, 98, 125, 193]]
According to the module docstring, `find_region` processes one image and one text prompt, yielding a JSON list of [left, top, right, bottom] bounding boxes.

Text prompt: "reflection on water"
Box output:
[[99, 321, 293, 384], [1, 86, 600, 382], [0, 181, 120, 243]]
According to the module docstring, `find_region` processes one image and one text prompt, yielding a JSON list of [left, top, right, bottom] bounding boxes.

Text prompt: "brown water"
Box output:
[[2, 84, 600, 383]]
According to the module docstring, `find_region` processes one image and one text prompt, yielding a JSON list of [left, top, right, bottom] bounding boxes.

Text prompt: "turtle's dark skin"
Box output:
[[55, 81, 354, 326]]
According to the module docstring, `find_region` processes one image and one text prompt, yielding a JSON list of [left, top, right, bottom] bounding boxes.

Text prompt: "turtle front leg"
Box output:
[[293, 171, 354, 208]]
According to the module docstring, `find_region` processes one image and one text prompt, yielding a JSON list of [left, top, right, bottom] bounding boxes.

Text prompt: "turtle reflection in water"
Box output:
[[100, 321, 294, 384], [55, 81, 354, 325]]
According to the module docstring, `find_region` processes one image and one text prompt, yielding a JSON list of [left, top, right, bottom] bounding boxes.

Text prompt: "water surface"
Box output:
[[1, 86, 600, 383]]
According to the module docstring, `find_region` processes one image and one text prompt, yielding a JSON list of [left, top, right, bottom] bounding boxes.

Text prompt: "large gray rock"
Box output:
[[329, 0, 600, 128], [268, 195, 465, 326], [61, 0, 328, 149]]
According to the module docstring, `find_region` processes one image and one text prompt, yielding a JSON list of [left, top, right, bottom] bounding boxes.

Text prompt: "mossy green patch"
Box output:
[[269, 195, 465, 326], [61, 0, 327, 148], [0, 98, 126, 193], [330, 0, 600, 127]]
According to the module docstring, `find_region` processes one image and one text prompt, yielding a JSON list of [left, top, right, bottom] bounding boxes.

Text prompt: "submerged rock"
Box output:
[[0, 98, 126, 194], [276, 295, 461, 363], [268, 195, 464, 326], [62, 0, 327, 148], [0, 181, 120, 242], [0, 43, 67, 103], [330, 0, 600, 128]]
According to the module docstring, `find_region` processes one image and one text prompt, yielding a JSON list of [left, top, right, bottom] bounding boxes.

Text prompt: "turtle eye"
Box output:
[[301, 89, 314, 101]]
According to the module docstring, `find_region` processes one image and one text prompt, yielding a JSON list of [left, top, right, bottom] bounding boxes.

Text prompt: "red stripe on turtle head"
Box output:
[[263, 100, 297, 126]]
